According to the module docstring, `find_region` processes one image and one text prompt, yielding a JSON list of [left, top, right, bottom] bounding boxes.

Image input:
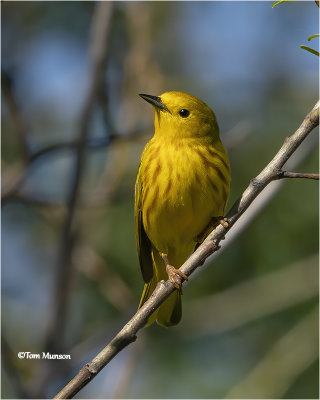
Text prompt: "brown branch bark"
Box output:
[[54, 100, 319, 399]]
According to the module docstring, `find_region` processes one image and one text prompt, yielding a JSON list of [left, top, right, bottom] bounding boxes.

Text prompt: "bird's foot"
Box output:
[[161, 253, 188, 291]]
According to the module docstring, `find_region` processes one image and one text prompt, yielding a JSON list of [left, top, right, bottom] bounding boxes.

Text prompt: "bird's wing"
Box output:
[[135, 160, 154, 283]]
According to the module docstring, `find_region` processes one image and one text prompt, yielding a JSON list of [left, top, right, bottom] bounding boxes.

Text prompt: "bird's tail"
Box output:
[[138, 249, 182, 327]]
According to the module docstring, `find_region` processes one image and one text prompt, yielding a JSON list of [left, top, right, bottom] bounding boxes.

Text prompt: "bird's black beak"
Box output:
[[139, 94, 167, 110]]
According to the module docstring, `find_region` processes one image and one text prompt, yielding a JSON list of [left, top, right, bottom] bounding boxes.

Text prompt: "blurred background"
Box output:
[[1, 1, 319, 399]]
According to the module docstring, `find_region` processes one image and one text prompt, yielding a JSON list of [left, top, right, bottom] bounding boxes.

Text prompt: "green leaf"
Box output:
[[300, 45, 320, 56], [308, 34, 320, 41], [272, 0, 296, 8]]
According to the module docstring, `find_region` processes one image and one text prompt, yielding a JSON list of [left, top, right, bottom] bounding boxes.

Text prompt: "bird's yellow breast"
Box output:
[[140, 136, 230, 264]]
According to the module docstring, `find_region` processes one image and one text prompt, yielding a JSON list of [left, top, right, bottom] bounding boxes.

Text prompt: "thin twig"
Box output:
[[2, 70, 30, 162], [277, 171, 319, 180], [54, 100, 319, 399], [1, 130, 148, 205], [28, 129, 147, 162], [204, 132, 319, 268]]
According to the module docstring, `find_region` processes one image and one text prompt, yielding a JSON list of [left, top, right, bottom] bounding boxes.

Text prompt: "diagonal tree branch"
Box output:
[[54, 100, 319, 399]]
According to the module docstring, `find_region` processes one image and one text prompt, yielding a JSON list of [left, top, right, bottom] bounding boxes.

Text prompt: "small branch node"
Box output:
[[283, 136, 290, 144], [155, 280, 168, 290], [210, 239, 221, 251], [86, 363, 96, 375], [277, 170, 285, 179], [250, 177, 263, 189]]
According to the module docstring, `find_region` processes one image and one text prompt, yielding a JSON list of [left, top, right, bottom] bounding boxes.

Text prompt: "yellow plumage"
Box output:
[[135, 91, 230, 326]]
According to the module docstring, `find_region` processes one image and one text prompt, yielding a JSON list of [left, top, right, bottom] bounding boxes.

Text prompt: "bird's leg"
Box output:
[[195, 216, 229, 244], [161, 253, 188, 291]]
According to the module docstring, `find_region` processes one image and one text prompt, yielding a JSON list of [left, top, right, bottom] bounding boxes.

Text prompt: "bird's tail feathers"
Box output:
[[138, 249, 182, 327]]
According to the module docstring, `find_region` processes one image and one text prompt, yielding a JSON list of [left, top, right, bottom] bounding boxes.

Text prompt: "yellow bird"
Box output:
[[135, 91, 230, 326]]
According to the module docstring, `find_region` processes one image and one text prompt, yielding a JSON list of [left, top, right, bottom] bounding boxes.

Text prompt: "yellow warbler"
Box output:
[[135, 91, 230, 326]]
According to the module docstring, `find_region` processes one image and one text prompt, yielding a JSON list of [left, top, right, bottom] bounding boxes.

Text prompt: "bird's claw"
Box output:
[[219, 217, 229, 229], [166, 264, 188, 291], [161, 253, 188, 291]]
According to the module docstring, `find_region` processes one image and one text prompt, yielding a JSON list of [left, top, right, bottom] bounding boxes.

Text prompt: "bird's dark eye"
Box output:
[[179, 109, 190, 118]]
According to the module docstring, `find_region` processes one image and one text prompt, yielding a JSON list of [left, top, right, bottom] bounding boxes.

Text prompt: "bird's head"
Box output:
[[139, 91, 219, 140]]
